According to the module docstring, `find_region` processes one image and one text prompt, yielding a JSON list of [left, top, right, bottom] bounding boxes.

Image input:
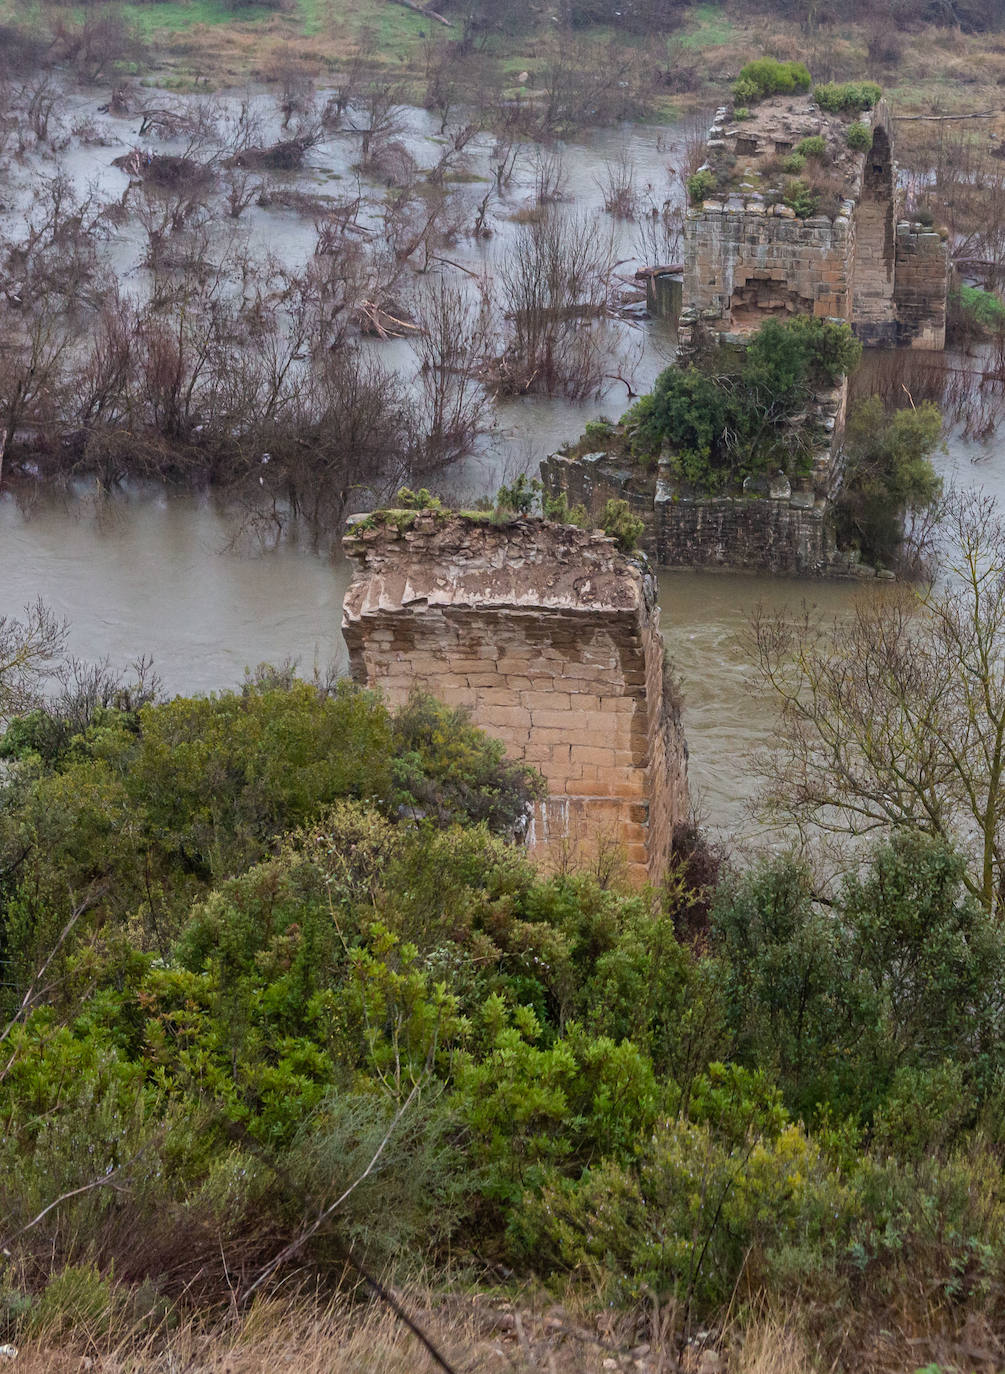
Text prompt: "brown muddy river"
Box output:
[[2, 85, 1002, 845], [0, 420, 998, 848]]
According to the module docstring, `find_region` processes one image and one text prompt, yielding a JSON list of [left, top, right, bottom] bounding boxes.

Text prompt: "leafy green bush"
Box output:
[[394, 486, 443, 510], [28, 1264, 117, 1342], [781, 152, 806, 175], [519, 1098, 843, 1308], [711, 833, 1003, 1122], [583, 417, 615, 446], [733, 58, 811, 103], [732, 77, 761, 105], [794, 135, 828, 160], [743, 314, 861, 395], [783, 177, 820, 218], [541, 489, 590, 526], [833, 395, 943, 565], [495, 474, 542, 514], [600, 498, 645, 552], [622, 317, 860, 491], [845, 121, 873, 151], [813, 80, 882, 112], [624, 365, 731, 481], [391, 689, 545, 833], [733, 105, 751, 120], [955, 283, 1005, 331], [686, 169, 715, 205]]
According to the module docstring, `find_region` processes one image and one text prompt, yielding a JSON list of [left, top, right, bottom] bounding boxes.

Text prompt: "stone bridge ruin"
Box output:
[[680, 97, 949, 351], [342, 513, 689, 887], [542, 92, 950, 578]]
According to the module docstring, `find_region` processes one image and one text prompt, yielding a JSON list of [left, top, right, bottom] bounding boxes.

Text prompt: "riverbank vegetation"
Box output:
[[3, 533, 1005, 1369]]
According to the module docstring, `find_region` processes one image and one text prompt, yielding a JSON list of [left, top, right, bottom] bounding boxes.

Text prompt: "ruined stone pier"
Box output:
[[341, 513, 689, 887]]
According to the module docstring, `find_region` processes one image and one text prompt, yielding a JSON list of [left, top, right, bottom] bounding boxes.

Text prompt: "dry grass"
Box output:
[[6, 1287, 684, 1374], [0, 1287, 823, 1374], [10, 1281, 1005, 1373]]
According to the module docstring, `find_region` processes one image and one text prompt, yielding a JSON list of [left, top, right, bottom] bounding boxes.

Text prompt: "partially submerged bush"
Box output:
[[953, 283, 1005, 333], [832, 394, 943, 566]]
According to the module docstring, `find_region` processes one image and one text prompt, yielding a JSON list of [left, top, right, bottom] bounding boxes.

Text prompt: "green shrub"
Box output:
[[600, 498, 645, 552], [583, 417, 615, 446], [794, 135, 828, 160], [845, 121, 873, 152], [733, 58, 811, 103], [495, 473, 542, 514], [624, 365, 730, 472], [732, 77, 760, 105], [956, 284, 1005, 331], [542, 490, 590, 526], [743, 314, 861, 397], [622, 317, 860, 492], [686, 169, 715, 205], [813, 80, 882, 112], [783, 177, 820, 218], [28, 1264, 116, 1341], [734, 105, 751, 120], [833, 395, 943, 565], [519, 1110, 843, 1310], [455, 997, 658, 1210], [781, 152, 806, 175], [711, 834, 1002, 1123], [391, 689, 545, 834], [394, 486, 442, 510]]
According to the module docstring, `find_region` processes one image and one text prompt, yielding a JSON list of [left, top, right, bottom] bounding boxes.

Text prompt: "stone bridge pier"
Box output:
[[341, 513, 690, 887]]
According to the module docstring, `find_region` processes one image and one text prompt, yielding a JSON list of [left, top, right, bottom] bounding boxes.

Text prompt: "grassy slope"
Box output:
[[8, 0, 1005, 132]]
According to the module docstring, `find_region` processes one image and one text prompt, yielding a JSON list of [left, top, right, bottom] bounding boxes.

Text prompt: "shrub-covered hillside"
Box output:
[[1, 661, 1005, 1370]]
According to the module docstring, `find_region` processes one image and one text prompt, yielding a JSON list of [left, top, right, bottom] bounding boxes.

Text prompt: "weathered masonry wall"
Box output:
[[540, 450, 863, 577], [893, 223, 949, 350], [682, 98, 948, 351], [342, 515, 689, 887], [850, 117, 896, 340], [683, 203, 856, 328]]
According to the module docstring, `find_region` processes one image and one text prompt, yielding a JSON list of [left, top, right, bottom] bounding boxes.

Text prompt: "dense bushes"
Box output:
[[622, 315, 861, 488], [813, 80, 883, 112], [833, 395, 943, 565], [845, 120, 873, 151], [3, 670, 1005, 1356], [733, 57, 811, 105]]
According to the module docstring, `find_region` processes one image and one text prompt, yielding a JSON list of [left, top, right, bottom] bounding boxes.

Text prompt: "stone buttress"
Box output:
[[341, 514, 689, 887]]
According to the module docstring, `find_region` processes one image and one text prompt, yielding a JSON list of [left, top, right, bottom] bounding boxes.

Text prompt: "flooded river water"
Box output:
[[2, 88, 1004, 847], [1, 413, 991, 847]]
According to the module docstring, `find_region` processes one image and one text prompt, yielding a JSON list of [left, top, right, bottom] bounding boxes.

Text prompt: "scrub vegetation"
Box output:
[[4, 495, 1005, 1370]]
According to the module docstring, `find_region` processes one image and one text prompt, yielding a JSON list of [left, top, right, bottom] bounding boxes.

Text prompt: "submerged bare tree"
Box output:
[[494, 211, 618, 398], [0, 601, 66, 721], [596, 147, 639, 219], [412, 276, 493, 469]]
